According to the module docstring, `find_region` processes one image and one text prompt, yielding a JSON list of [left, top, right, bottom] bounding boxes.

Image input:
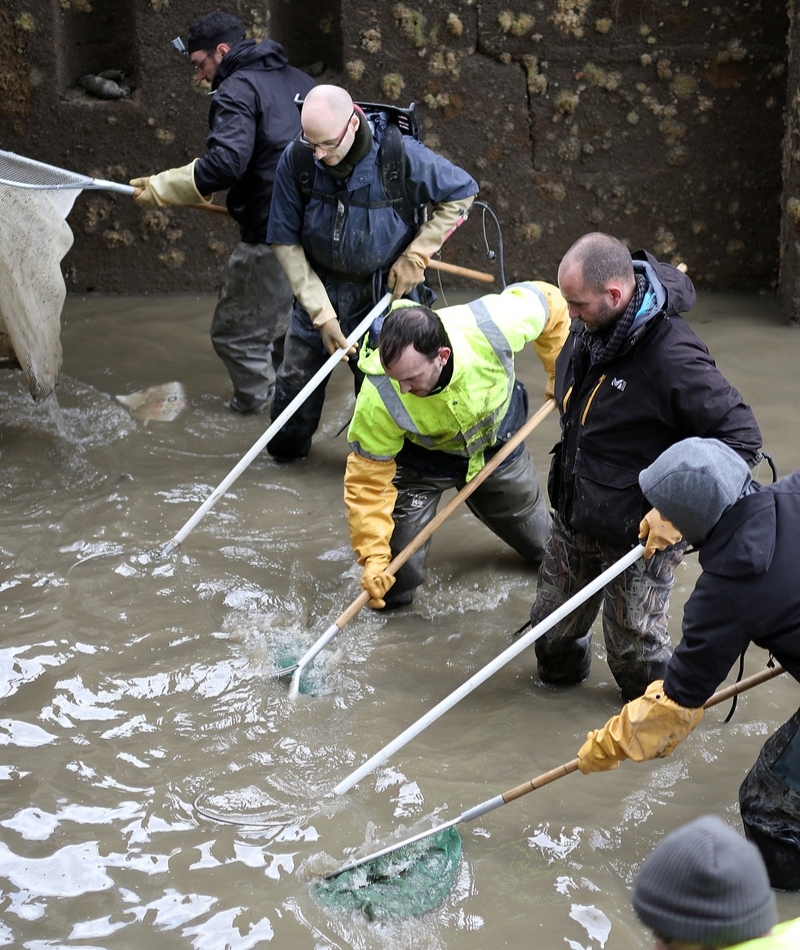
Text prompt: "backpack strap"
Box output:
[[378, 121, 417, 228], [289, 139, 315, 204]]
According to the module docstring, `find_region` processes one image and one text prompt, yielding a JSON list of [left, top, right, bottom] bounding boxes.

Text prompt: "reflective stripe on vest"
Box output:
[[366, 300, 517, 477]]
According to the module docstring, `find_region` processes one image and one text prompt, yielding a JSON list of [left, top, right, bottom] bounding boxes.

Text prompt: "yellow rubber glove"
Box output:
[[531, 281, 570, 400], [319, 318, 357, 358], [638, 508, 683, 559], [578, 680, 704, 774], [387, 253, 426, 300], [396, 194, 476, 276], [361, 554, 397, 609], [130, 159, 212, 207], [271, 244, 354, 358], [344, 452, 397, 564]]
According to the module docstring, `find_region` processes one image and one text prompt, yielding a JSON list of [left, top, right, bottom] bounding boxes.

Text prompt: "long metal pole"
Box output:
[[158, 294, 391, 556], [325, 663, 786, 878], [333, 543, 646, 794]]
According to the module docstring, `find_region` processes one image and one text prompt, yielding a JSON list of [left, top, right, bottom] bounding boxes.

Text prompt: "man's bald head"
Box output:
[[302, 86, 354, 134], [300, 86, 359, 165]]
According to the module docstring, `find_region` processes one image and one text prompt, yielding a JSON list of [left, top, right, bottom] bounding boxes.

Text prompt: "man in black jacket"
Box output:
[[130, 11, 315, 414], [530, 232, 762, 701], [578, 438, 800, 890]]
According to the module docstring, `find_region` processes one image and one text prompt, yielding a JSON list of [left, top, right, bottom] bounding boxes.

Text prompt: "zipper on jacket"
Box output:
[[562, 383, 573, 414], [333, 198, 345, 244], [581, 374, 606, 425]]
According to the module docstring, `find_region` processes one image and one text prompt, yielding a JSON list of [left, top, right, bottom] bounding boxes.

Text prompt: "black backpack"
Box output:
[[288, 97, 424, 228]]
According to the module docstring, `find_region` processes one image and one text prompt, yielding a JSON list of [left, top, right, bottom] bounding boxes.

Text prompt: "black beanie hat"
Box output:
[[632, 815, 776, 944]]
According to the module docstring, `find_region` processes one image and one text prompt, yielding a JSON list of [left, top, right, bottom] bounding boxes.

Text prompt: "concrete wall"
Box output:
[[780, 0, 800, 324], [0, 0, 790, 300]]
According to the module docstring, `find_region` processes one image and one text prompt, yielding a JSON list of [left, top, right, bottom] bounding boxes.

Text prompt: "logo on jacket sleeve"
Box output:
[[611, 377, 627, 392]]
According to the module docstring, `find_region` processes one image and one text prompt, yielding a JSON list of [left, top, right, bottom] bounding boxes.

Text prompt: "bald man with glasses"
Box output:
[[265, 84, 479, 462]]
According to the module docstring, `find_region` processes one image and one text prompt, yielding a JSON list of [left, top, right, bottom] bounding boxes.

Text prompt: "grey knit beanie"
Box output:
[[638, 438, 751, 545], [632, 815, 776, 944]]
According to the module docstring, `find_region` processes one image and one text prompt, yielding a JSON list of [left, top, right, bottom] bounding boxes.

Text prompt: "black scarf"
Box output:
[[324, 111, 374, 182], [583, 273, 648, 365]]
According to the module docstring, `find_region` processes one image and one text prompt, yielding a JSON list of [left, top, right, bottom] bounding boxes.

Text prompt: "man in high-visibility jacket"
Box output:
[[344, 281, 569, 610]]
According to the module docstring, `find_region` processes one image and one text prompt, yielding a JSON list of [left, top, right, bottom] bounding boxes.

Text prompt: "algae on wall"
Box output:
[[0, 0, 790, 297]]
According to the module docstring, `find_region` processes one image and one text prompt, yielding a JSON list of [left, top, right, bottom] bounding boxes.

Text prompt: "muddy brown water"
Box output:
[[1, 290, 798, 948]]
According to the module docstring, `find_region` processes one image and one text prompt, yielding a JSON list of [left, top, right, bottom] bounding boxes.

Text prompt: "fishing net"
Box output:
[[0, 185, 76, 400], [275, 653, 323, 695], [314, 826, 462, 920]]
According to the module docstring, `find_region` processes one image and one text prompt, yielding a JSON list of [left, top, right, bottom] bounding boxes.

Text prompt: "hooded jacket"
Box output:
[[549, 250, 762, 548], [193, 38, 315, 243], [664, 470, 800, 708]]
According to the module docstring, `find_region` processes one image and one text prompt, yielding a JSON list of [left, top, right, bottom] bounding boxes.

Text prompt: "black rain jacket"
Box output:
[[194, 38, 315, 243], [665, 471, 800, 707], [548, 250, 762, 548]]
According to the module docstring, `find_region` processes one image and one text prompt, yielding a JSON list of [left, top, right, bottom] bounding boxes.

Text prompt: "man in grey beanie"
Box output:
[[631, 815, 800, 949], [578, 438, 800, 891]]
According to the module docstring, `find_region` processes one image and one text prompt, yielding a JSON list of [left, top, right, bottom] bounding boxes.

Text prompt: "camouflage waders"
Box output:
[[531, 513, 683, 700]]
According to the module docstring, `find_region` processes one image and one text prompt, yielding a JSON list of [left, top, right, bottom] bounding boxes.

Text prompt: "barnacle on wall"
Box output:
[[103, 227, 134, 248], [83, 197, 112, 232], [140, 209, 171, 237], [346, 59, 365, 81], [521, 222, 543, 243], [158, 249, 185, 268], [429, 50, 460, 79], [786, 198, 800, 225], [552, 0, 591, 40], [447, 13, 463, 37], [394, 4, 426, 48], [498, 12, 534, 36], [523, 56, 547, 95], [360, 29, 381, 53], [381, 73, 405, 100], [554, 91, 579, 116], [671, 73, 697, 99], [14, 12, 35, 31]]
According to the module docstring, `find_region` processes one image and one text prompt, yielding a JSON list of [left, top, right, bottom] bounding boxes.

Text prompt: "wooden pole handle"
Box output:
[[428, 259, 495, 284]]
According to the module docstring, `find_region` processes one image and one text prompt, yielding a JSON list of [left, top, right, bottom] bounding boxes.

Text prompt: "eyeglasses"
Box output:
[[298, 110, 356, 151], [191, 50, 214, 73]]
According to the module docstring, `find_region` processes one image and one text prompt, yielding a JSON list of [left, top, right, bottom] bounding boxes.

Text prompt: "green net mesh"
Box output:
[[314, 827, 462, 920], [276, 653, 320, 696]]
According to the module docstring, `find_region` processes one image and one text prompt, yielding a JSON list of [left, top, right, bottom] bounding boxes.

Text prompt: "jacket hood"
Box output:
[[632, 249, 696, 315], [639, 437, 752, 545], [213, 37, 289, 88]]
